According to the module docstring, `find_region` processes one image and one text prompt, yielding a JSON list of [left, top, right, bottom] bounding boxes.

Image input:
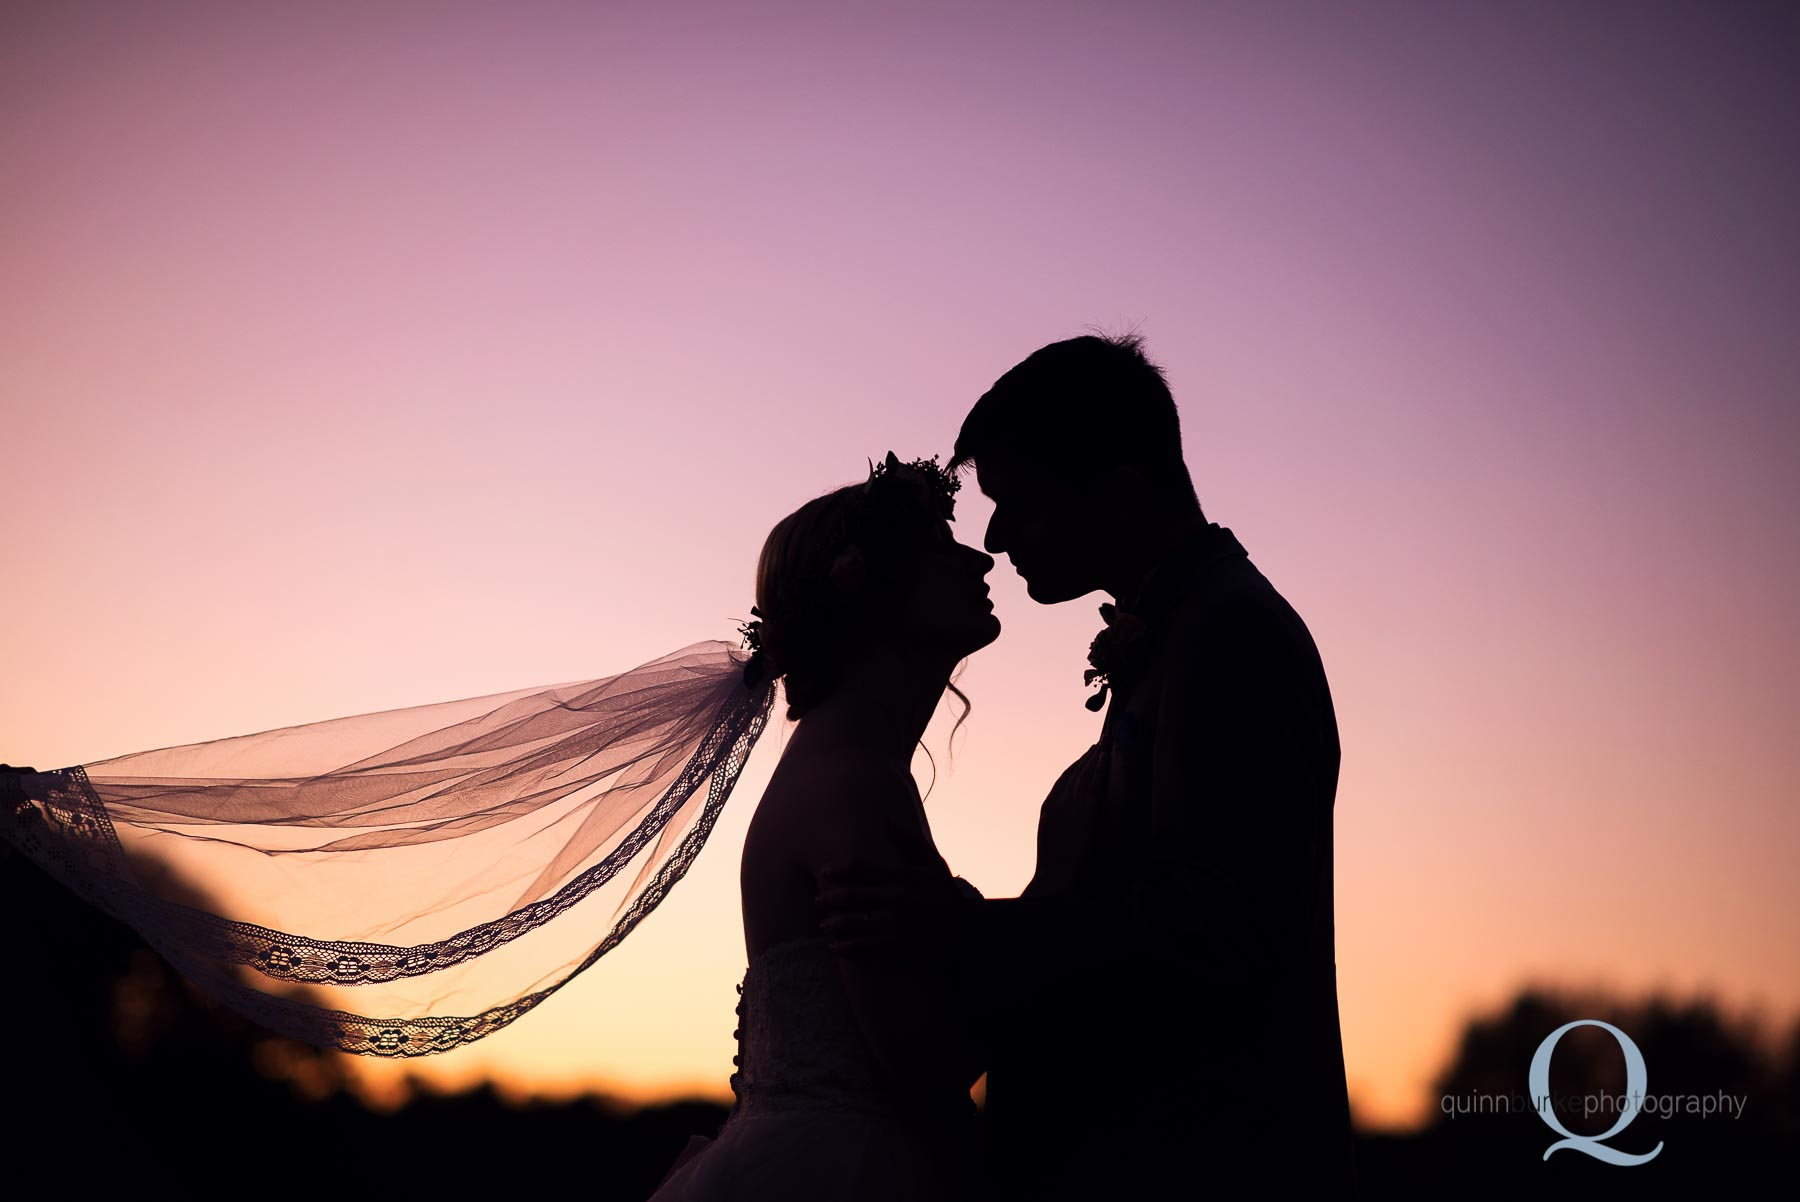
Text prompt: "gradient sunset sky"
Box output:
[[3, 1, 1796, 1130]]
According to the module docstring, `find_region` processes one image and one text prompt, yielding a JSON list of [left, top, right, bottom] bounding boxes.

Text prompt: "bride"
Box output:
[[647, 456, 999, 1200], [1, 453, 1000, 1200]]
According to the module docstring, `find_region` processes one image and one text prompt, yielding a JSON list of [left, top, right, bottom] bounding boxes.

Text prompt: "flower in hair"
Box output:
[[738, 607, 771, 689], [865, 451, 961, 521], [737, 607, 765, 655], [738, 452, 960, 693]]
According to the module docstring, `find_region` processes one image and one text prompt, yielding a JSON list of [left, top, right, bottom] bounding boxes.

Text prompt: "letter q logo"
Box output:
[[1529, 1019, 1664, 1166]]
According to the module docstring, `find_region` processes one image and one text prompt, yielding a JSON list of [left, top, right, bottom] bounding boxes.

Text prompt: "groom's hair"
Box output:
[[951, 331, 1201, 514]]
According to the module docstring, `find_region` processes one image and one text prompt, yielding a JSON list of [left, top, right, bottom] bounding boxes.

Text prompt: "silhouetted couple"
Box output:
[[648, 333, 1359, 1200]]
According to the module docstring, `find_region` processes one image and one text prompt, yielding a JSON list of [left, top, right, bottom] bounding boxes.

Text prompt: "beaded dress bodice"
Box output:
[[725, 935, 972, 1123]]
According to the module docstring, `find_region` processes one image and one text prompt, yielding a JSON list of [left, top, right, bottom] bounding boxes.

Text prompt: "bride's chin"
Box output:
[[964, 614, 1002, 654], [924, 615, 1002, 663]]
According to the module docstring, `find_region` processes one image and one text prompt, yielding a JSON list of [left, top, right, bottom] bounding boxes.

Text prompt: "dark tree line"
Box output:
[[6, 839, 1793, 1199]]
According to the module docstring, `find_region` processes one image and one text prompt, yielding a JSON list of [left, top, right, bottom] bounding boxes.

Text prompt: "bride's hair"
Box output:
[[751, 483, 972, 737], [753, 487, 856, 717]]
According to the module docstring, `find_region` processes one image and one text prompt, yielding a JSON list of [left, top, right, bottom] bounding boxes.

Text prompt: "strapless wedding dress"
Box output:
[[647, 935, 979, 1201]]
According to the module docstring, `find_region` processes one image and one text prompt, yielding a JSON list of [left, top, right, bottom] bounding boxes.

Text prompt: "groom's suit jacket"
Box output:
[[967, 521, 1359, 1198]]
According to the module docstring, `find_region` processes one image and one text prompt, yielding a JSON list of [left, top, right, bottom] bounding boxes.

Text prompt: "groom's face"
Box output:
[[974, 453, 1101, 604]]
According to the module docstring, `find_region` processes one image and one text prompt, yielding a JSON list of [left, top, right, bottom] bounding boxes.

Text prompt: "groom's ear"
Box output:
[[1098, 463, 1154, 511]]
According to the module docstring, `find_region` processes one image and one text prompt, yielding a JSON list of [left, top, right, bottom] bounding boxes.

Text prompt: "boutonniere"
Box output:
[[1083, 602, 1150, 712]]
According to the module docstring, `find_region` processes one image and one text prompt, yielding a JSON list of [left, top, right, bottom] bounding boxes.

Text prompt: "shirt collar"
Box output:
[[1122, 518, 1248, 624]]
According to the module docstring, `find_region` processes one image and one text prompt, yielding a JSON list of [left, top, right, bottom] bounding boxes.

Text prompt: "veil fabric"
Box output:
[[1, 641, 776, 1056]]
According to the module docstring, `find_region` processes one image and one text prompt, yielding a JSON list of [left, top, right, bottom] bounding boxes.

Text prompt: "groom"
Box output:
[[821, 333, 1359, 1197]]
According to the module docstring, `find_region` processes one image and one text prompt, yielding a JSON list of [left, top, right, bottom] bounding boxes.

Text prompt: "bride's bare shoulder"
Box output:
[[746, 747, 919, 869]]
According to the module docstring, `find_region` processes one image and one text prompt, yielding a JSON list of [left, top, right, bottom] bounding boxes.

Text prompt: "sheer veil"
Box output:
[[1, 641, 776, 1056]]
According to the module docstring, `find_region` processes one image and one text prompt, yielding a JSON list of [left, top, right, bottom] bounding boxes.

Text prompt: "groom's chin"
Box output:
[[1021, 574, 1084, 606]]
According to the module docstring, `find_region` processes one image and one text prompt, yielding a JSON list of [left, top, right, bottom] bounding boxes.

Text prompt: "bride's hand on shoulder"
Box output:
[[816, 864, 971, 958]]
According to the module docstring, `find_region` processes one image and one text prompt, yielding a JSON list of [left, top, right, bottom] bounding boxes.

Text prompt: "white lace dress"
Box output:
[[647, 935, 979, 1201]]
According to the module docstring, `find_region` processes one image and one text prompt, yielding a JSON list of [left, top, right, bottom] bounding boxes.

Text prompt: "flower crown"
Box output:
[[739, 452, 960, 689]]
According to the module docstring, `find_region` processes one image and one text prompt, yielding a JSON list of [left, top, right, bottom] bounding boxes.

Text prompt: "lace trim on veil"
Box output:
[[2, 642, 775, 1056]]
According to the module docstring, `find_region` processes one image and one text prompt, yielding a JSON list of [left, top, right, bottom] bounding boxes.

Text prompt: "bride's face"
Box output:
[[890, 518, 1002, 659]]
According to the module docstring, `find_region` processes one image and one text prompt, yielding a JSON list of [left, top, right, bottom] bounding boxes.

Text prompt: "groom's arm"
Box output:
[[1130, 586, 1350, 1181], [1139, 585, 1347, 1169], [1133, 588, 1338, 963]]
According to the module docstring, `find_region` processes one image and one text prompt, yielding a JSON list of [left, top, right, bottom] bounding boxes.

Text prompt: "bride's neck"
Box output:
[[797, 640, 957, 768]]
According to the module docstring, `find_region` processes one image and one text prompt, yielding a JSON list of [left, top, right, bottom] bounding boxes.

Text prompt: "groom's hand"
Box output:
[[816, 866, 967, 957]]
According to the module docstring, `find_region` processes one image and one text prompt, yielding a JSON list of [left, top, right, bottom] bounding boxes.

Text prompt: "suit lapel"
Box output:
[[1087, 522, 1250, 880]]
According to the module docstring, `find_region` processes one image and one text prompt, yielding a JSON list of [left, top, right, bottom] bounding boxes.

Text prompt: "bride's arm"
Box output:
[[809, 773, 984, 1101]]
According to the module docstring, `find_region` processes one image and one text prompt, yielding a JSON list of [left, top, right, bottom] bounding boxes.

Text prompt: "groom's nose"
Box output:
[[983, 511, 1006, 555]]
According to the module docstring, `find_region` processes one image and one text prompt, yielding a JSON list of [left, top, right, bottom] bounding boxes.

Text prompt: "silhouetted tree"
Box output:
[[1355, 982, 1793, 1200], [1, 839, 725, 1199]]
